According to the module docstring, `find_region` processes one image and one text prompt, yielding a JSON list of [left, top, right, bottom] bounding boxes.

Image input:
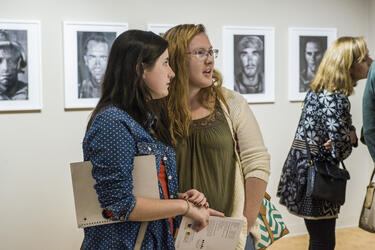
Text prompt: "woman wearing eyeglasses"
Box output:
[[163, 24, 271, 250]]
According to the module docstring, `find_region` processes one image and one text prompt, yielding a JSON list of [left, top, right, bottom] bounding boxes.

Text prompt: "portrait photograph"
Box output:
[[147, 24, 174, 37], [64, 22, 128, 109], [288, 27, 337, 101], [0, 20, 42, 111], [223, 26, 275, 103]]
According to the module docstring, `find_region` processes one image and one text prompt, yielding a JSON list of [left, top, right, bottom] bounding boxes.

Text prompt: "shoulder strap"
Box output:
[[301, 104, 313, 166], [369, 165, 375, 185], [134, 222, 148, 250]]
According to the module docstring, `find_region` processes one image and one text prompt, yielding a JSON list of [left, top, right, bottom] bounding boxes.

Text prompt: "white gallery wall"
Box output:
[[0, 0, 373, 249]]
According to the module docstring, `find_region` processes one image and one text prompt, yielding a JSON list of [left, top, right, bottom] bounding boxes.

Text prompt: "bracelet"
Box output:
[[182, 199, 190, 216]]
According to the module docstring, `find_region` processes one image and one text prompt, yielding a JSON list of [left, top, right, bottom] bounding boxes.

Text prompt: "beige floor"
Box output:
[[267, 227, 375, 250]]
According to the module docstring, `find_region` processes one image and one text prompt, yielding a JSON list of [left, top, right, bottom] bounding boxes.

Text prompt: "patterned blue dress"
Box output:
[[277, 89, 356, 219], [82, 106, 180, 249]]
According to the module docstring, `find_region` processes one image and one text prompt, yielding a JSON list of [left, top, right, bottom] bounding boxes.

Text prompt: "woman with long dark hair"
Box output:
[[82, 30, 221, 250]]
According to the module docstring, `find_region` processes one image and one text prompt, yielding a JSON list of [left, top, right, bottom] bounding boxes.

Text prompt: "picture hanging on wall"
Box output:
[[147, 24, 175, 37], [288, 27, 337, 101], [223, 26, 275, 103], [63, 21, 128, 109], [0, 20, 42, 111]]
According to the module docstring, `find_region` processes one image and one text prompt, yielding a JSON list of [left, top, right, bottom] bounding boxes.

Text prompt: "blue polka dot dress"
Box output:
[[82, 106, 180, 250]]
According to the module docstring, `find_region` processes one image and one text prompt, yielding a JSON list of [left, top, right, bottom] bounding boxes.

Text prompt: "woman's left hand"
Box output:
[[178, 189, 209, 208]]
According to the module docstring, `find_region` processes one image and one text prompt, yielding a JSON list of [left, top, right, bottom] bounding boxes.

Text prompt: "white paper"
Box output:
[[175, 216, 244, 250]]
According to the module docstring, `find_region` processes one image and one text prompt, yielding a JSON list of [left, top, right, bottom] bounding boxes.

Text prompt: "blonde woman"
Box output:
[[277, 36, 373, 250], [164, 24, 271, 250]]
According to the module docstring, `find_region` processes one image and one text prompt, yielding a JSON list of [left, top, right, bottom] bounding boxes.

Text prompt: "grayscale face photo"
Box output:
[[299, 36, 327, 92], [0, 29, 28, 101], [233, 34, 265, 94], [77, 31, 116, 99]]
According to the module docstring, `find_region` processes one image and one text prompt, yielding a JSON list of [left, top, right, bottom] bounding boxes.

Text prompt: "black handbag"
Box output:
[[305, 158, 350, 205], [302, 105, 350, 205]]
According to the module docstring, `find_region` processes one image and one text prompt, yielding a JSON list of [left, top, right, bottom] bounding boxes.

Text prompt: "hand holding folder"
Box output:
[[70, 155, 159, 228]]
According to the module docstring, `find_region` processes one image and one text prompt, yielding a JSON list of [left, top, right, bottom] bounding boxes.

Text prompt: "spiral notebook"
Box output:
[[70, 155, 159, 228]]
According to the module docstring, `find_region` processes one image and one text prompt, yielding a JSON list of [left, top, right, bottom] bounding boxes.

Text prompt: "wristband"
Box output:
[[182, 199, 190, 216]]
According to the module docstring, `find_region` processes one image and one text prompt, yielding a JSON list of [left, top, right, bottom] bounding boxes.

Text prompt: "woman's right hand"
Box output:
[[184, 201, 210, 232], [324, 131, 357, 151], [184, 201, 225, 232]]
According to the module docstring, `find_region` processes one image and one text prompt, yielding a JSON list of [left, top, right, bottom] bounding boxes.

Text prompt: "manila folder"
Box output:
[[70, 155, 159, 228]]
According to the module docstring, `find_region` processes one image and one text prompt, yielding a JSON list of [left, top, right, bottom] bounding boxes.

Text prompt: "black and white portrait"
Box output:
[[288, 28, 336, 101], [148, 24, 174, 37], [0, 29, 28, 101], [234, 35, 265, 94], [63, 22, 128, 108], [0, 20, 42, 111], [299, 36, 327, 92], [77, 32, 115, 99], [223, 26, 275, 103]]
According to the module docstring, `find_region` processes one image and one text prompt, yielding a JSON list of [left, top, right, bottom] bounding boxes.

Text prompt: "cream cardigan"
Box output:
[[219, 87, 271, 250]]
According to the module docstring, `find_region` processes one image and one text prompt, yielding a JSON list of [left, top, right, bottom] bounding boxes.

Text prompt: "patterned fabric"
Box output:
[[82, 106, 179, 250], [253, 195, 289, 250], [277, 89, 355, 218]]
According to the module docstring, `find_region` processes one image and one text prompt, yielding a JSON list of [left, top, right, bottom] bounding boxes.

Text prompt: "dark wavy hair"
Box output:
[[87, 30, 171, 145]]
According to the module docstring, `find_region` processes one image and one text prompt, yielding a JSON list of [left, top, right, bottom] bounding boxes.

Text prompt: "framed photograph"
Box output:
[[288, 27, 337, 101], [223, 26, 275, 103], [147, 24, 175, 36], [0, 20, 42, 111], [63, 21, 128, 109]]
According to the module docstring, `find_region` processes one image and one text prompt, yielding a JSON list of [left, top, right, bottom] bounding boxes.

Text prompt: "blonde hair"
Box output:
[[163, 24, 226, 144], [310, 36, 368, 96]]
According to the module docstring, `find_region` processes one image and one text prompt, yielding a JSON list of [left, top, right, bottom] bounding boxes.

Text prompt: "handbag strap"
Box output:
[[134, 222, 148, 250], [300, 103, 346, 170], [369, 165, 375, 185], [301, 105, 313, 167]]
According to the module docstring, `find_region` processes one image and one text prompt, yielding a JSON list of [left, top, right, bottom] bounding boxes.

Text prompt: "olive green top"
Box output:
[[175, 104, 236, 216]]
